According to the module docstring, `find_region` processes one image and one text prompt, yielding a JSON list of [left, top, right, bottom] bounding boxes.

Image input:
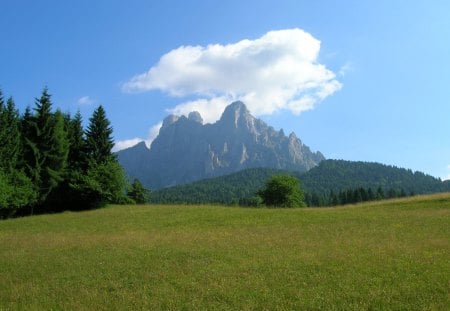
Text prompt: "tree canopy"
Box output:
[[0, 87, 129, 218], [258, 175, 306, 208]]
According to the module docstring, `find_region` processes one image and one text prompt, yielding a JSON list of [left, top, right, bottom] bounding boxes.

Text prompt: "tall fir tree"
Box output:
[[67, 111, 86, 171], [21, 106, 38, 180], [0, 89, 5, 162], [49, 111, 88, 211], [23, 88, 69, 207], [85, 105, 114, 164], [0, 97, 22, 170], [0, 88, 4, 117], [80, 105, 126, 207], [0, 91, 36, 216]]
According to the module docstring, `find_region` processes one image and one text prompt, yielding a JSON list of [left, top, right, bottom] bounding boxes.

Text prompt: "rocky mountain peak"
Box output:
[[289, 132, 297, 140], [117, 101, 325, 189], [219, 101, 252, 128], [188, 111, 203, 124], [162, 115, 180, 128], [134, 140, 149, 150]]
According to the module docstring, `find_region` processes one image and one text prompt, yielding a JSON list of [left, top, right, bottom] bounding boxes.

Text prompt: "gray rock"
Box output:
[[188, 111, 203, 124], [117, 101, 325, 189]]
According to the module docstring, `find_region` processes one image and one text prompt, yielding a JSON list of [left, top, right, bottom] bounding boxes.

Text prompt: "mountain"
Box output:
[[151, 160, 450, 205], [117, 101, 324, 188]]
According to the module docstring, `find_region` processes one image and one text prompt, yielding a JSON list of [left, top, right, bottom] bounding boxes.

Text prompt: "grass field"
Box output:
[[0, 194, 449, 310]]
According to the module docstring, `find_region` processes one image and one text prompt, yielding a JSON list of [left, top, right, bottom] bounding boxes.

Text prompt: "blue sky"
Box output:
[[1, 0, 449, 180]]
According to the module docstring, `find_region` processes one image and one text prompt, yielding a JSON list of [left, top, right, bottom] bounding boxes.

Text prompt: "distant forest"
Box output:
[[151, 160, 450, 206]]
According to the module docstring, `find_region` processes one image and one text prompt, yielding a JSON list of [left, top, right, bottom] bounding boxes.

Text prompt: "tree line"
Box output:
[[151, 163, 450, 207], [305, 186, 411, 207], [0, 88, 147, 218]]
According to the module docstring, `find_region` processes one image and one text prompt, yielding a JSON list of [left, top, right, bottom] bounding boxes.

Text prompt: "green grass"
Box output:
[[0, 194, 449, 310]]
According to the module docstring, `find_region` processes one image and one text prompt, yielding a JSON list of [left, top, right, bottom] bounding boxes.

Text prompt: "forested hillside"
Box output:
[[151, 168, 283, 205], [151, 160, 450, 206], [301, 160, 448, 194]]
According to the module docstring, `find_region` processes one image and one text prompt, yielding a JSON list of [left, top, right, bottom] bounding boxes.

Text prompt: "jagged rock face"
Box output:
[[117, 101, 325, 188]]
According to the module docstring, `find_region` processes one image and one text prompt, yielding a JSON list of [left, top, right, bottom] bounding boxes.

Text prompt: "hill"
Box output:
[[1, 194, 449, 309], [151, 160, 450, 205], [151, 167, 284, 204], [117, 101, 324, 189]]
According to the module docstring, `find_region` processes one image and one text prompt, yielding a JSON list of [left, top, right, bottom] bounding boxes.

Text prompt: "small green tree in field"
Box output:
[[258, 175, 306, 208], [127, 179, 150, 204]]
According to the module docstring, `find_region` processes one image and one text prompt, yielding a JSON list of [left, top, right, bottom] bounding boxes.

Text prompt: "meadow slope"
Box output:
[[0, 194, 449, 310]]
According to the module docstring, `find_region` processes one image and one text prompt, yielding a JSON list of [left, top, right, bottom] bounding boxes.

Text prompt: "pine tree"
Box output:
[[128, 179, 149, 204], [23, 88, 69, 207], [67, 111, 86, 171], [85, 105, 114, 164], [80, 105, 126, 207], [0, 92, 36, 215], [49, 111, 88, 211], [21, 106, 38, 179], [0, 88, 4, 123], [376, 186, 385, 200], [0, 97, 21, 170], [0, 90, 6, 167]]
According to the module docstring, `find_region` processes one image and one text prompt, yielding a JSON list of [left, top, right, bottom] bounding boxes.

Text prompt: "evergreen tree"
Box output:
[[0, 92, 36, 216], [0, 88, 4, 139], [330, 190, 339, 206], [85, 105, 114, 164], [127, 179, 149, 204], [367, 188, 375, 201], [75, 159, 126, 208], [400, 188, 407, 197], [0, 97, 21, 170], [354, 188, 363, 202], [23, 88, 69, 207], [376, 186, 385, 200], [311, 192, 321, 206], [67, 111, 86, 171], [21, 106, 38, 180], [81, 105, 126, 207]]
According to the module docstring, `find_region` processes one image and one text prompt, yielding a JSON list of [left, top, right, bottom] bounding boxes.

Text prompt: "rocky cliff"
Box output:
[[117, 101, 325, 188]]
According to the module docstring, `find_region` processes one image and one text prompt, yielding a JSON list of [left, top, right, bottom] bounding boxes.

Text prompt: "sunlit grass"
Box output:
[[0, 193, 449, 310]]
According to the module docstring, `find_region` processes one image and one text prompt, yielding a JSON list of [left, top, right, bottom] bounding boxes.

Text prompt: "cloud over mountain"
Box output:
[[123, 28, 341, 123], [113, 122, 162, 152]]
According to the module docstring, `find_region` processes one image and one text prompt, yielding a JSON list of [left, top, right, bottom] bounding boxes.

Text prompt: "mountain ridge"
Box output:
[[117, 101, 324, 188]]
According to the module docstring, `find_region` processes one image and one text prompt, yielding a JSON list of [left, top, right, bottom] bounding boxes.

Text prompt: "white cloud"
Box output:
[[113, 122, 163, 152], [113, 138, 144, 152], [123, 28, 342, 123], [77, 96, 95, 106], [443, 165, 450, 181], [147, 122, 163, 146], [339, 62, 355, 77], [167, 97, 230, 124]]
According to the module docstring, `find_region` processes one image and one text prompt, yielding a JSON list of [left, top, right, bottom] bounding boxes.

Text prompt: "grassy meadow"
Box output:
[[0, 194, 449, 310]]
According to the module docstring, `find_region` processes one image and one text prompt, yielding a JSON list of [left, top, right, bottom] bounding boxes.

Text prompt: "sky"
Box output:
[[1, 0, 450, 180]]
